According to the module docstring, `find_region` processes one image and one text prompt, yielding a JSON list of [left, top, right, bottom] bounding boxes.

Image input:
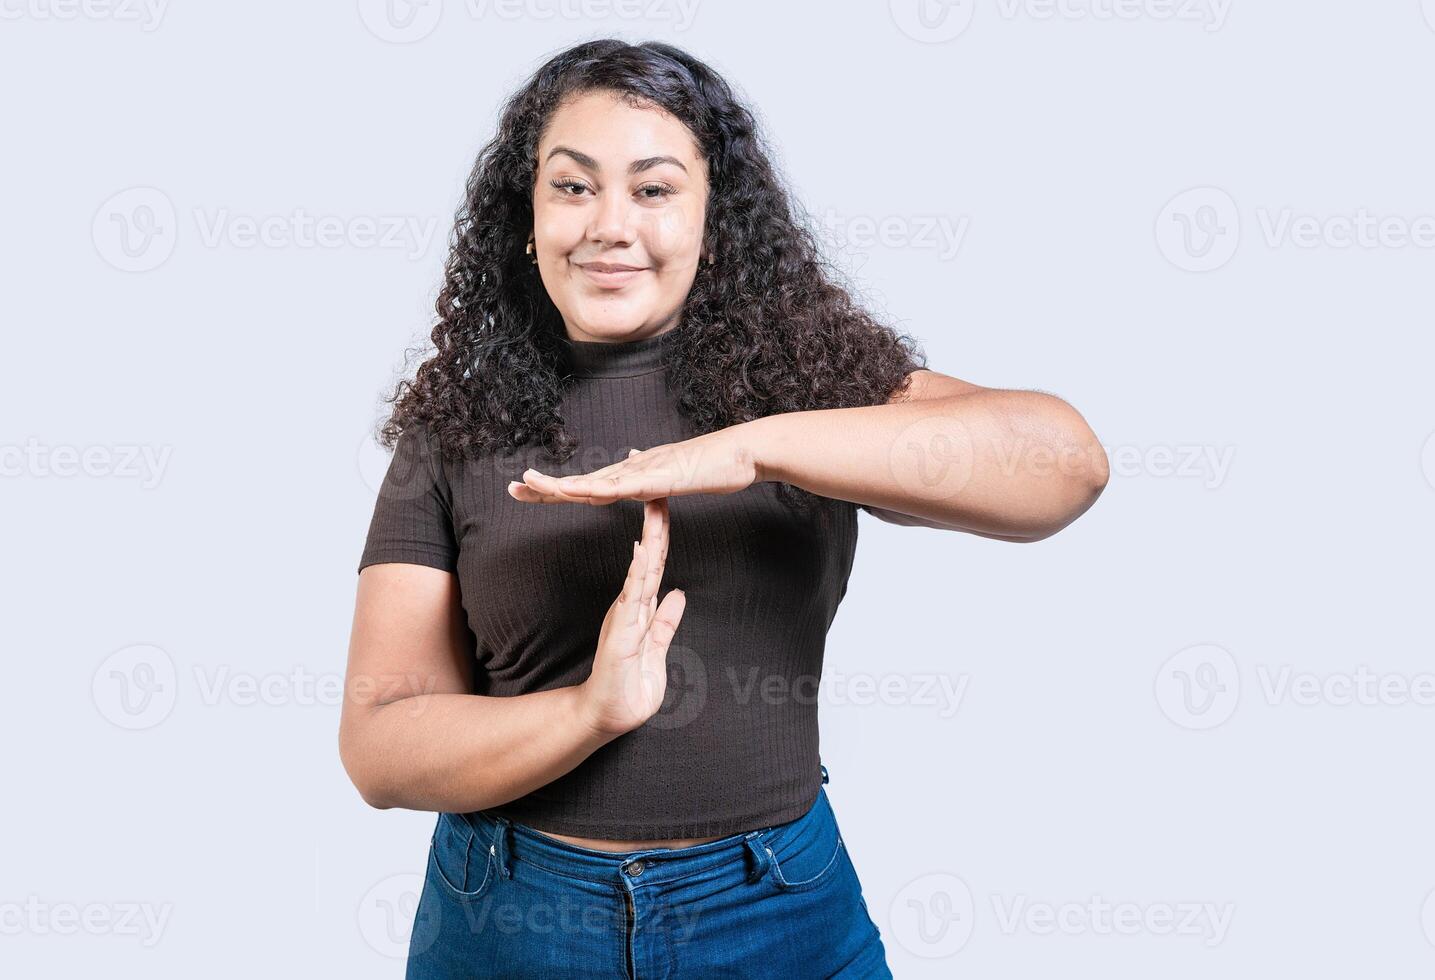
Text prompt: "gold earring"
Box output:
[[526, 234, 537, 264]]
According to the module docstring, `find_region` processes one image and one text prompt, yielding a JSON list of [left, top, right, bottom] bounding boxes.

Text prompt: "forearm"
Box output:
[[748, 389, 1109, 540], [343, 684, 616, 812]]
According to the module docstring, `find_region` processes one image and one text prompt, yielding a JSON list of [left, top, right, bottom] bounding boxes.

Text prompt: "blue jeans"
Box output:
[[406, 766, 892, 978]]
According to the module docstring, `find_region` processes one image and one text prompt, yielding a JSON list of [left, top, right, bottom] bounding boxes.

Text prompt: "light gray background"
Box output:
[[4, 1, 1434, 976]]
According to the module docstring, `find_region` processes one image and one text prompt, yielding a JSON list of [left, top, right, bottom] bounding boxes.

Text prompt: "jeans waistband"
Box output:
[[457, 764, 831, 888]]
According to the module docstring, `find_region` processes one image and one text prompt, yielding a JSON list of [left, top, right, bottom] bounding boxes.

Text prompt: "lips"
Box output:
[[577, 261, 647, 289]]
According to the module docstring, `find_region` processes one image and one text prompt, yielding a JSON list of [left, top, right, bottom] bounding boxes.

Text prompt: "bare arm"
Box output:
[[338, 495, 684, 813], [751, 368, 1109, 542], [337, 562, 616, 812]]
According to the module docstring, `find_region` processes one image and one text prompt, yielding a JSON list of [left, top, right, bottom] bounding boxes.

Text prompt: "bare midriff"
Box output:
[[533, 829, 727, 853]]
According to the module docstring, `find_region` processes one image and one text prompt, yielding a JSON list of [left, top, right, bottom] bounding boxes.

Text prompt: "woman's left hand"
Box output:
[[508, 428, 761, 505]]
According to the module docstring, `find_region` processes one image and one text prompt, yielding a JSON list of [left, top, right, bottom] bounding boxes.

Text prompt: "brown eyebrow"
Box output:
[[543, 145, 688, 176]]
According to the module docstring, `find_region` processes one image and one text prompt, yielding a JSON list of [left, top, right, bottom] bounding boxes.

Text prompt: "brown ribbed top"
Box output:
[[358, 328, 860, 838]]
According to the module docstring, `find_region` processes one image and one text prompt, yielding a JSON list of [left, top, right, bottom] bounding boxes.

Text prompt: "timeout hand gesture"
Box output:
[[578, 495, 687, 738]]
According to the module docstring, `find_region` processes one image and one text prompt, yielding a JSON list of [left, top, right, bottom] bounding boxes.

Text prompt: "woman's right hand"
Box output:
[[578, 495, 687, 739]]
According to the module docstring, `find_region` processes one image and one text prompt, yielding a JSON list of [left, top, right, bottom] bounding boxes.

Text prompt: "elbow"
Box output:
[[1086, 437, 1111, 495], [1050, 432, 1109, 533], [353, 775, 397, 811], [1014, 456, 1109, 544], [339, 730, 397, 810], [1014, 399, 1109, 542]]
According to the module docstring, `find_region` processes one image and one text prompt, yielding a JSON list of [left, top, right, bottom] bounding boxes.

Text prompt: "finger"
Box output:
[[520, 469, 608, 505], [657, 496, 671, 568], [582, 446, 644, 481], [637, 500, 665, 630], [559, 471, 670, 504], [582, 449, 642, 483], [548, 446, 638, 498], [619, 540, 647, 629], [640, 500, 665, 601], [639, 587, 686, 661], [640, 506, 673, 653], [508, 483, 595, 505], [507, 481, 563, 504]]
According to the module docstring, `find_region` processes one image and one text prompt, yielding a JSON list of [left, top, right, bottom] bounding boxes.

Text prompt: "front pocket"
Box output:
[[429, 812, 496, 902], [761, 806, 846, 894]]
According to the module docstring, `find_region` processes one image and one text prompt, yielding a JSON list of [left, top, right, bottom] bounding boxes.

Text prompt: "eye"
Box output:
[[549, 178, 677, 201]]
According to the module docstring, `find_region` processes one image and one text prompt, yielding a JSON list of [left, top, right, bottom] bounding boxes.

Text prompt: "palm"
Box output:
[[509, 432, 757, 505], [582, 496, 686, 737]]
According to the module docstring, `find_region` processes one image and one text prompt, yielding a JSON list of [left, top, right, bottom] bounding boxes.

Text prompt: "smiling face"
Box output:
[[531, 89, 709, 344]]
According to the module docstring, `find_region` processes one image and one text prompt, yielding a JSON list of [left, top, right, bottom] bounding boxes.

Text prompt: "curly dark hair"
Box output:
[[379, 37, 925, 512]]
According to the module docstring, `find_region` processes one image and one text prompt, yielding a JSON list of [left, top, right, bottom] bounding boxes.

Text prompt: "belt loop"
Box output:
[[820, 763, 829, 785], [742, 833, 771, 884], [491, 817, 513, 879]]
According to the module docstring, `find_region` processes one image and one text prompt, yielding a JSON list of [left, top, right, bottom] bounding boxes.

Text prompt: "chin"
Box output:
[[570, 310, 652, 338]]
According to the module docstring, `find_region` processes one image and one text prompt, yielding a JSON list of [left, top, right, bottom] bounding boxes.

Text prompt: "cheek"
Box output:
[[645, 206, 704, 263], [532, 209, 583, 252]]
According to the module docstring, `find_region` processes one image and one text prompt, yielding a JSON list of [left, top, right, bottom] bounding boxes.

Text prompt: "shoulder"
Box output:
[[885, 367, 990, 404]]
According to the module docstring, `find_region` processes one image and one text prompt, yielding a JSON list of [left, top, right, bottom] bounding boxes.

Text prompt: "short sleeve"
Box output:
[[358, 423, 459, 574]]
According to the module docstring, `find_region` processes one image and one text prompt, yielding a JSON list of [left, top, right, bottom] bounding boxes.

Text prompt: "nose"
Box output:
[[587, 188, 636, 250]]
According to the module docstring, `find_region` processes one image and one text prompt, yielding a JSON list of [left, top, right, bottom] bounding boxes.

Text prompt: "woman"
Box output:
[[340, 39, 1108, 978]]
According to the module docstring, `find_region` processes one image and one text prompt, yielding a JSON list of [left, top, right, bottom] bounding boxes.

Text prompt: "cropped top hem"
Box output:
[[480, 779, 822, 841]]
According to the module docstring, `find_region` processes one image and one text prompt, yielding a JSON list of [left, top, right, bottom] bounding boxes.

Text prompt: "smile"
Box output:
[[577, 263, 647, 289]]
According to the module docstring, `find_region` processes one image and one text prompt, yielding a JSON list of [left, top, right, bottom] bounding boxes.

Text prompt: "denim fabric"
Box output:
[[405, 766, 891, 978]]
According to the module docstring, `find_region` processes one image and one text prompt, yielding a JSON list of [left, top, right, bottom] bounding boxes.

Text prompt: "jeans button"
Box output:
[[625, 860, 645, 877]]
